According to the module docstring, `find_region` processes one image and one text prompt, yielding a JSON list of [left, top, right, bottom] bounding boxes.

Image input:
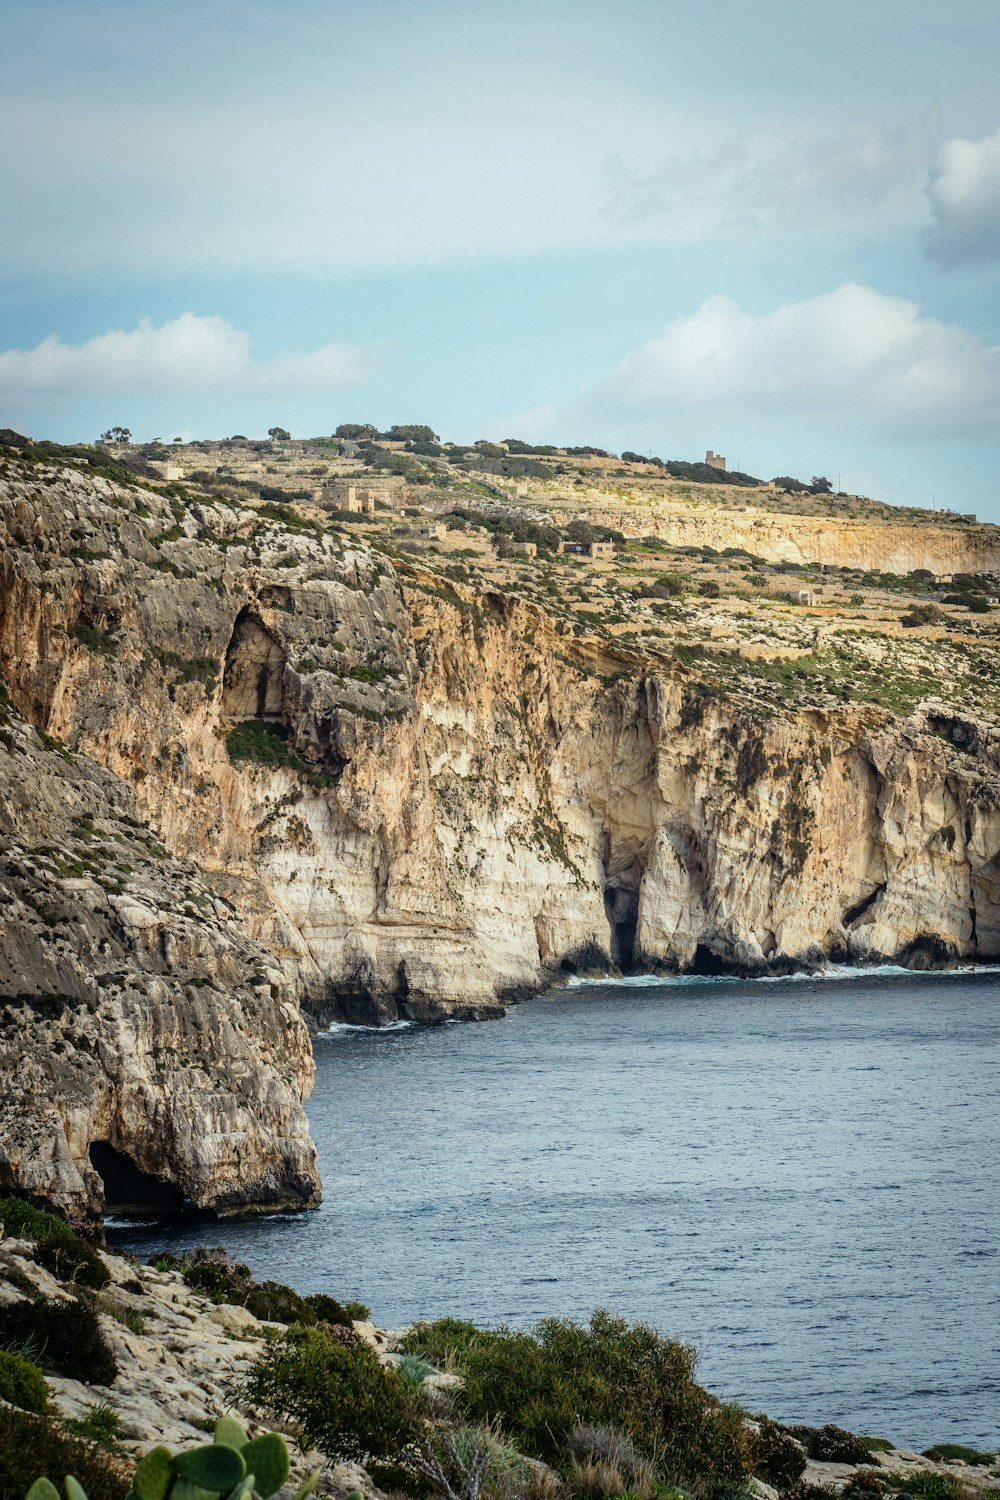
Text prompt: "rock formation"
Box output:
[[1, 453, 999, 1209]]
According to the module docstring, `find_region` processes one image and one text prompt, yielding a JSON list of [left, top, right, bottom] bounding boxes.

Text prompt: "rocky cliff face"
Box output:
[[0, 686, 319, 1219], [3, 455, 999, 1041], [553, 495, 1000, 575]]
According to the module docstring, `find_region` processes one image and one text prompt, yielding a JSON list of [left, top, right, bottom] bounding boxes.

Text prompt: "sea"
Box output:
[[108, 967, 1000, 1450]]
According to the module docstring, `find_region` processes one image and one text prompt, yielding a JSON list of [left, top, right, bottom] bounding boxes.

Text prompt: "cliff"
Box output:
[[0, 688, 320, 1220], [1, 452, 1000, 1208]]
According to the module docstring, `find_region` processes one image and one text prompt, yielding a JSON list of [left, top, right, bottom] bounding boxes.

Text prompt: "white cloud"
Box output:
[[604, 117, 939, 240], [924, 126, 1000, 266], [559, 284, 1000, 438], [0, 314, 378, 398]]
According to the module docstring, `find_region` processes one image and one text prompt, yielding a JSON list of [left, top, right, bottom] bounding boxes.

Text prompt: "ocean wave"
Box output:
[[319, 1018, 417, 1039], [564, 962, 1000, 990]]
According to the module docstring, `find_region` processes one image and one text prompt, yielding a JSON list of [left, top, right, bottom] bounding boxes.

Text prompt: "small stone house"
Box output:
[[318, 475, 405, 514], [510, 541, 537, 558], [586, 540, 615, 561], [796, 589, 816, 606]]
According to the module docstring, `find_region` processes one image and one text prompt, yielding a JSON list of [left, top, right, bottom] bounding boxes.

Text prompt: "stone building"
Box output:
[[510, 541, 537, 558], [586, 540, 615, 561], [705, 449, 726, 470], [317, 475, 405, 513]]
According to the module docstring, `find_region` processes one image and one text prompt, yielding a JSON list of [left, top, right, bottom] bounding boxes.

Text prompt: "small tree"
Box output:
[[267, 426, 292, 442], [99, 426, 131, 445], [334, 422, 379, 440]]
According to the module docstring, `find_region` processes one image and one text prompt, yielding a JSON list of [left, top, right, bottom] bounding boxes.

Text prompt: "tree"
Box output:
[[386, 424, 439, 444], [268, 426, 292, 442], [811, 476, 833, 493], [334, 423, 379, 440], [99, 426, 131, 445]]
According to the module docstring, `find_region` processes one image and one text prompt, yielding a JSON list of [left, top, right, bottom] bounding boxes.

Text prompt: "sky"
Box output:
[[2, 0, 999, 517]]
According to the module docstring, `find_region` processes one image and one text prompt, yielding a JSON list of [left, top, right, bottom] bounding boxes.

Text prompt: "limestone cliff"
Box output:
[[2, 454, 999, 1049], [0, 689, 319, 1219]]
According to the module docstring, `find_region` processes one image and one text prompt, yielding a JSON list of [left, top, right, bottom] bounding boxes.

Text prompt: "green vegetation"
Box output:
[[26, 1419, 316, 1500], [0, 1407, 130, 1500], [237, 1324, 421, 1468], [401, 1309, 756, 1488], [0, 1348, 49, 1413], [67, 623, 117, 659], [0, 1293, 118, 1385], [153, 1248, 367, 1327], [0, 1194, 110, 1294], [921, 1445, 996, 1465], [790, 1426, 875, 1465], [225, 720, 300, 770]]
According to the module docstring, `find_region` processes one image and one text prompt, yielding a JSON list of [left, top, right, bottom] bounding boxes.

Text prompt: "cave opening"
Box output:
[[604, 886, 639, 971], [89, 1141, 188, 1216], [221, 606, 287, 720]]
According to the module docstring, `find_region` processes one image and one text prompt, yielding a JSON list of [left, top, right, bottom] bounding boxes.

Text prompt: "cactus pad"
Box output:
[[175, 1445, 246, 1493], [240, 1434, 289, 1499], [26, 1482, 61, 1500], [212, 1417, 249, 1452], [134, 1446, 177, 1500]]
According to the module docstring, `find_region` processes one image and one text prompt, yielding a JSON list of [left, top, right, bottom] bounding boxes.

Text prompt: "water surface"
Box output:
[[111, 969, 1000, 1448]]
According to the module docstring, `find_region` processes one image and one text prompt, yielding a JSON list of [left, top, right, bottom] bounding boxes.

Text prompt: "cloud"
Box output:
[[0, 314, 378, 398], [565, 285, 1000, 437], [604, 117, 939, 240], [924, 126, 1000, 266]]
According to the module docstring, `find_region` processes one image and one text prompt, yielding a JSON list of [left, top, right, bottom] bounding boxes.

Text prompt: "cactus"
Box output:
[[27, 1426, 319, 1500], [174, 1446, 246, 1493], [213, 1418, 249, 1453], [134, 1447, 177, 1500], [240, 1437, 288, 1500], [26, 1483, 61, 1500]]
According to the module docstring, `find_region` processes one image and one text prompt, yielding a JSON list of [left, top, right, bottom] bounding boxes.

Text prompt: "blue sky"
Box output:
[[2, 0, 999, 517]]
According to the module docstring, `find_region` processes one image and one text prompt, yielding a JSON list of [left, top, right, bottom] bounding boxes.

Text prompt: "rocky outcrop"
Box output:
[[2, 457, 1000, 1050], [0, 691, 320, 1220], [550, 495, 1000, 575]]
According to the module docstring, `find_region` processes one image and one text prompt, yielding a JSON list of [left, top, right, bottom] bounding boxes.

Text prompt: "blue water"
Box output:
[[109, 969, 1000, 1449]]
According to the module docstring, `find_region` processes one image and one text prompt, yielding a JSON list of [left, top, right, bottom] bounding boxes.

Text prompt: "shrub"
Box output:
[[791, 1426, 873, 1465], [403, 1310, 755, 1484], [32, 1235, 111, 1291], [880, 1476, 965, 1500], [225, 720, 301, 769], [236, 1323, 424, 1465], [566, 1426, 656, 1497], [0, 1197, 75, 1242], [0, 1348, 49, 1412], [0, 1406, 130, 1500], [752, 1416, 808, 1488], [922, 1445, 995, 1465], [64, 1403, 122, 1449], [0, 1294, 118, 1385]]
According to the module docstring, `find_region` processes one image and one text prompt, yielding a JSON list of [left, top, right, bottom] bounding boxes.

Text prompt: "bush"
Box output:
[[305, 1292, 365, 1326], [566, 1425, 657, 1496], [0, 1294, 118, 1385], [901, 603, 944, 628], [32, 1235, 111, 1291], [237, 1323, 424, 1465], [752, 1416, 807, 1488], [0, 1197, 75, 1242], [791, 1426, 872, 1465], [403, 1310, 755, 1484], [0, 1406, 130, 1500], [0, 1348, 49, 1412], [225, 720, 300, 770], [922, 1445, 995, 1465]]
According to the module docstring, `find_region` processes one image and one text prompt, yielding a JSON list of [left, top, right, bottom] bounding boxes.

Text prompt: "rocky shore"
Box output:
[[1, 1216, 996, 1500]]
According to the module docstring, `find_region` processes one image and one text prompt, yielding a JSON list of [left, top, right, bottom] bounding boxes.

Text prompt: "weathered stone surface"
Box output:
[[0, 696, 319, 1219], [2, 459, 1000, 1209]]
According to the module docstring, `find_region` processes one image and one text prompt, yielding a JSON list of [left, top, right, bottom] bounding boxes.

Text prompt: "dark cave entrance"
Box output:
[[89, 1141, 188, 1216], [604, 886, 639, 971]]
